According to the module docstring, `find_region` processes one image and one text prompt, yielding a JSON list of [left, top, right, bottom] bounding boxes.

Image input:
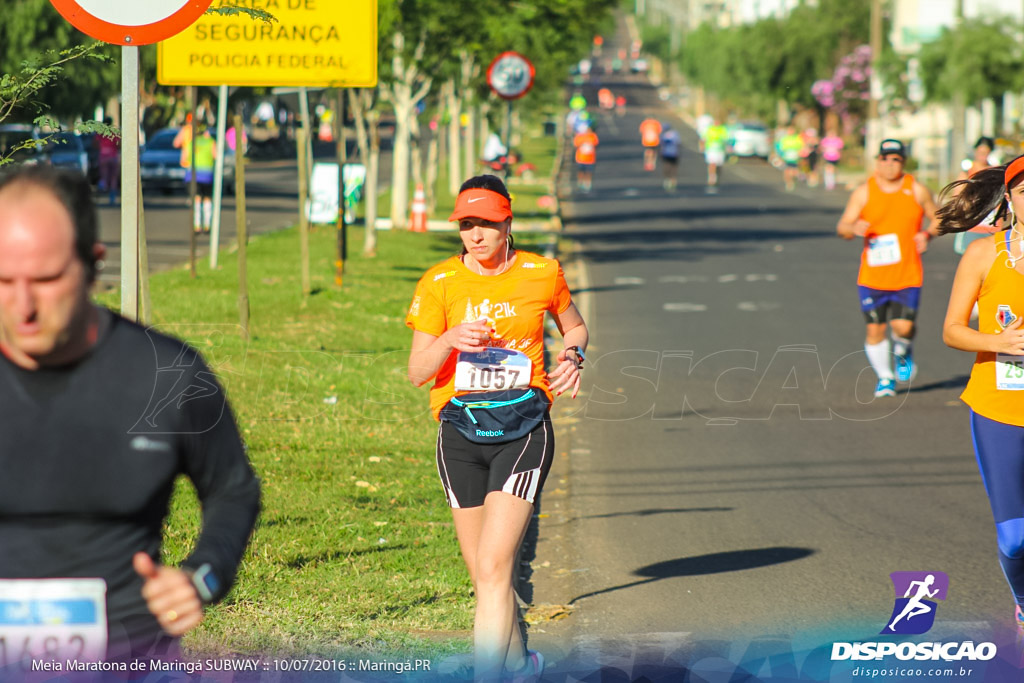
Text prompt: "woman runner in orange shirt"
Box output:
[[406, 175, 589, 680], [939, 155, 1024, 641]]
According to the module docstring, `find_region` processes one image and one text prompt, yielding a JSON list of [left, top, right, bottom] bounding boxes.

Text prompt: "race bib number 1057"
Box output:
[[454, 349, 532, 392]]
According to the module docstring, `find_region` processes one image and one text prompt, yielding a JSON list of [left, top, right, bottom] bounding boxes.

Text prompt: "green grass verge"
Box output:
[[95, 226, 554, 659]]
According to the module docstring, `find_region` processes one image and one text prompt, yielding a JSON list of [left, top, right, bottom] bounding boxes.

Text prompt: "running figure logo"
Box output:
[[880, 571, 949, 635]]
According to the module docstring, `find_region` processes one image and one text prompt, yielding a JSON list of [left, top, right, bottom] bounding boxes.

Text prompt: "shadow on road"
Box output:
[[580, 506, 733, 520], [570, 547, 815, 603]]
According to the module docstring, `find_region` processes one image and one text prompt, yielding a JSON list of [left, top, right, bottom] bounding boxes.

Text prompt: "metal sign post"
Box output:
[[120, 46, 139, 320], [49, 0, 213, 319]]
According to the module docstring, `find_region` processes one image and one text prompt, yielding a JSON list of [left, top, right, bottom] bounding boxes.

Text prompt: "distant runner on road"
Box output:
[[659, 124, 681, 192], [573, 124, 600, 192], [776, 126, 804, 192], [639, 118, 662, 171], [836, 139, 939, 398], [820, 128, 844, 191], [700, 119, 728, 191]]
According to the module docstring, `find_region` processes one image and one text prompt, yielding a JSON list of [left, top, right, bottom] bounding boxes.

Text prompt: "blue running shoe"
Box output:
[[895, 348, 916, 382], [874, 379, 897, 398]]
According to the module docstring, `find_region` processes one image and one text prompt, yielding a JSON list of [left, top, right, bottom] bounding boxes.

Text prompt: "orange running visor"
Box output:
[[449, 188, 513, 223], [1006, 155, 1024, 187]]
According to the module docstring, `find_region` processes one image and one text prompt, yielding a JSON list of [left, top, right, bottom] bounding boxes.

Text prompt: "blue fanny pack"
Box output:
[[440, 388, 549, 444]]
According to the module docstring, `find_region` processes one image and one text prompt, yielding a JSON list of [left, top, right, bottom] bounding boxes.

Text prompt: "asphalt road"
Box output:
[[528, 30, 1012, 680]]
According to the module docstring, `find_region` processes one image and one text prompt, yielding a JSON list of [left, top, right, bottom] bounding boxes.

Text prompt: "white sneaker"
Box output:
[[508, 650, 544, 683]]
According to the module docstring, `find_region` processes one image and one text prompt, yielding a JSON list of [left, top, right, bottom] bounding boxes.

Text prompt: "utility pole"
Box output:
[[950, 0, 966, 185], [866, 0, 883, 171]]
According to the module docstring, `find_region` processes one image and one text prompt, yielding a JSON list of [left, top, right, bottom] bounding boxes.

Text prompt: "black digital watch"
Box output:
[[186, 563, 221, 604]]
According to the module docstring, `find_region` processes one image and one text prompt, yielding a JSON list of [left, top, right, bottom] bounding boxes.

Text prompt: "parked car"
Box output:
[[45, 131, 90, 176], [0, 124, 44, 165], [630, 58, 649, 73], [140, 127, 234, 194], [727, 121, 771, 159]]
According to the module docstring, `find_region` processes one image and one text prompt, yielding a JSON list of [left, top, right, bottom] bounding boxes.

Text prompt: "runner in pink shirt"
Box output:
[[820, 129, 844, 190]]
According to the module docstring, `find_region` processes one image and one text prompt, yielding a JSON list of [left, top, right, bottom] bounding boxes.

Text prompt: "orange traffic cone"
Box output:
[[410, 183, 427, 232]]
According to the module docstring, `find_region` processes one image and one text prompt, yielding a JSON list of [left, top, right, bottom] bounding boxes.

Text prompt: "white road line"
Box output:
[[658, 275, 709, 284], [663, 302, 708, 312], [745, 273, 778, 282], [717, 274, 738, 283], [613, 276, 645, 286], [737, 302, 782, 311]]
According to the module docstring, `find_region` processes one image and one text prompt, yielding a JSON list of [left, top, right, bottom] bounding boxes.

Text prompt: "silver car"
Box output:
[[727, 122, 771, 159]]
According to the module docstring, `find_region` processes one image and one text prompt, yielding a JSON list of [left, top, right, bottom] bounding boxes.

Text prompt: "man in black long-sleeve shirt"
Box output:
[[0, 165, 260, 663]]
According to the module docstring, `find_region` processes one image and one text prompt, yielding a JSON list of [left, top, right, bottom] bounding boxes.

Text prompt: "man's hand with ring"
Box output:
[[133, 552, 204, 636]]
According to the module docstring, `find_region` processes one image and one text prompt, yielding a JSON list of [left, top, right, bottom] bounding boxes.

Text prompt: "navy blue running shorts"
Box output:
[[858, 285, 920, 324]]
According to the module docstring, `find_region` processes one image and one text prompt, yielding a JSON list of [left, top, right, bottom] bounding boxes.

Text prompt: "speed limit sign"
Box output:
[[487, 52, 535, 101], [49, 0, 212, 45]]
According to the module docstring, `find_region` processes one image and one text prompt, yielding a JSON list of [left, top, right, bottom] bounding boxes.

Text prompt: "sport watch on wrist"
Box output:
[[565, 346, 586, 368], [186, 563, 221, 604]]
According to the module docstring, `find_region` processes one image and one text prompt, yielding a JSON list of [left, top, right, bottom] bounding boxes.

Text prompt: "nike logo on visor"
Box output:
[[467, 197, 485, 203]]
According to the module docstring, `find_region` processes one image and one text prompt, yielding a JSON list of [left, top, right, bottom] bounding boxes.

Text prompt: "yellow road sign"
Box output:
[[158, 0, 376, 87]]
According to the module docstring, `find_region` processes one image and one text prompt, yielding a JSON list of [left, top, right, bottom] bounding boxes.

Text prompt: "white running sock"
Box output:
[[891, 335, 911, 357], [865, 340, 894, 380]]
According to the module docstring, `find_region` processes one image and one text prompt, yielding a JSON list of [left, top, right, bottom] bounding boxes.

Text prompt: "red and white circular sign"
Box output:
[[487, 52, 535, 101], [49, 0, 212, 46]]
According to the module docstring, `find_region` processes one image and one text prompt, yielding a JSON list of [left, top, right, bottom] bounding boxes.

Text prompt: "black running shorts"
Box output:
[[435, 415, 554, 508]]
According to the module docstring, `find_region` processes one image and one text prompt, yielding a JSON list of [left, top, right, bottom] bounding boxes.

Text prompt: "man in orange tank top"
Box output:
[[837, 139, 939, 397]]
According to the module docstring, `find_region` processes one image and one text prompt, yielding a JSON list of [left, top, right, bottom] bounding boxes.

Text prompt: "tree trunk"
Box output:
[[446, 80, 461, 194], [384, 32, 432, 231], [349, 89, 376, 256], [479, 101, 491, 157], [425, 127, 439, 214], [410, 109, 423, 190], [463, 103, 476, 181], [390, 91, 412, 230], [349, 89, 370, 165], [364, 108, 381, 256]]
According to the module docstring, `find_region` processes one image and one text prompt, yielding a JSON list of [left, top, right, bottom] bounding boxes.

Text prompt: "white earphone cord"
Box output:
[[472, 235, 512, 276], [999, 208, 1024, 268]]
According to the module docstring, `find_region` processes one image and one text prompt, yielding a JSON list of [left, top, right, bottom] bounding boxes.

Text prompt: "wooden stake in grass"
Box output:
[[234, 114, 249, 341], [335, 87, 347, 288], [297, 126, 311, 297]]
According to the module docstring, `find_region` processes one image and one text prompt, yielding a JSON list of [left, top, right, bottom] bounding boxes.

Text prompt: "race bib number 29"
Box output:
[[0, 578, 107, 666], [454, 349, 532, 392]]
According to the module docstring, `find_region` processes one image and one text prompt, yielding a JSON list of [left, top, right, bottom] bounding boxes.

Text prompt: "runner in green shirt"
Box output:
[[700, 120, 729, 191]]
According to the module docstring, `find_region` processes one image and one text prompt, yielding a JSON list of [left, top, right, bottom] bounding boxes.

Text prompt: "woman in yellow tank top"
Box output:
[[939, 155, 1024, 638]]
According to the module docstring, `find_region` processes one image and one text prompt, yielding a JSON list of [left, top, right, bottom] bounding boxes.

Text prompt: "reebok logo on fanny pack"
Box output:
[[476, 429, 505, 437]]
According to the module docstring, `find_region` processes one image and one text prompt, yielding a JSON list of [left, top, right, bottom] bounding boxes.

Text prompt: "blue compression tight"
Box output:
[[971, 411, 1024, 606]]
